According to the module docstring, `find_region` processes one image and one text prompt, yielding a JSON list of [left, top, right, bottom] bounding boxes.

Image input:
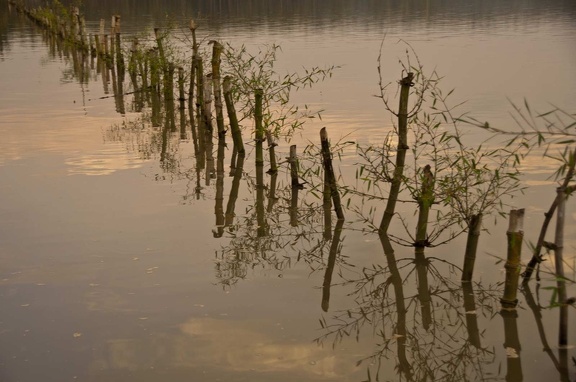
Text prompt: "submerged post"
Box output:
[[501, 208, 524, 309]]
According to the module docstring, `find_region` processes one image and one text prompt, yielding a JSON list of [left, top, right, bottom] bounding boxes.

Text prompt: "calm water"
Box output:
[[0, 0, 575, 381]]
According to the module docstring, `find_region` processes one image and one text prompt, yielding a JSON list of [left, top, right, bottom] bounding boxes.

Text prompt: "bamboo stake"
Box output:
[[501, 208, 524, 309], [210, 41, 226, 138], [462, 213, 483, 282], [223, 76, 244, 155], [379, 72, 414, 234], [320, 127, 344, 220]]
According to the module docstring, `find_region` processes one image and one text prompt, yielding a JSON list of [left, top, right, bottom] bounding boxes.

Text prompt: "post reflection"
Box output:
[[317, 233, 496, 381]]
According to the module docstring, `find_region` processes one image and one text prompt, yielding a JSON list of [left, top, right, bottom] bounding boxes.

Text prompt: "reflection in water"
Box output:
[[501, 309, 523, 382], [318, 233, 499, 381]]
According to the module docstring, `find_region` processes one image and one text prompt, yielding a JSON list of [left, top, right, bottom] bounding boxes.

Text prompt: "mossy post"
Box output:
[[320, 127, 344, 220], [414, 164, 434, 248], [379, 72, 414, 234], [223, 76, 244, 155], [501, 208, 524, 309], [461, 213, 483, 282]]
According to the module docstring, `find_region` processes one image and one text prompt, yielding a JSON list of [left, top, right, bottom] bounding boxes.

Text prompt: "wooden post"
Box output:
[[501, 209, 524, 309], [462, 213, 483, 282], [320, 127, 344, 220], [379, 72, 414, 234], [223, 76, 244, 155]]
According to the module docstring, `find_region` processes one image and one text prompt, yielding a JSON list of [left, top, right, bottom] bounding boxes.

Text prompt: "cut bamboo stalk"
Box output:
[[320, 127, 344, 220], [501, 208, 524, 309], [379, 72, 414, 234], [462, 213, 483, 282], [223, 76, 244, 155]]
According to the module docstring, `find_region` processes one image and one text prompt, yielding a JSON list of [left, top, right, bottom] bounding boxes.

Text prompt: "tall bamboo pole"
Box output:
[[379, 73, 414, 234], [210, 41, 226, 138]]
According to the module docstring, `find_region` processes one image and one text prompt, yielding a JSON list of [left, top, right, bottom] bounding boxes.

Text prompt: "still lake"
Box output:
[[1, 0, 575, 381]]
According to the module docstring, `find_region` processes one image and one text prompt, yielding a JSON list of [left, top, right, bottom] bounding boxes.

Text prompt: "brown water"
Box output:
[[0, 1, 575, 381]]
